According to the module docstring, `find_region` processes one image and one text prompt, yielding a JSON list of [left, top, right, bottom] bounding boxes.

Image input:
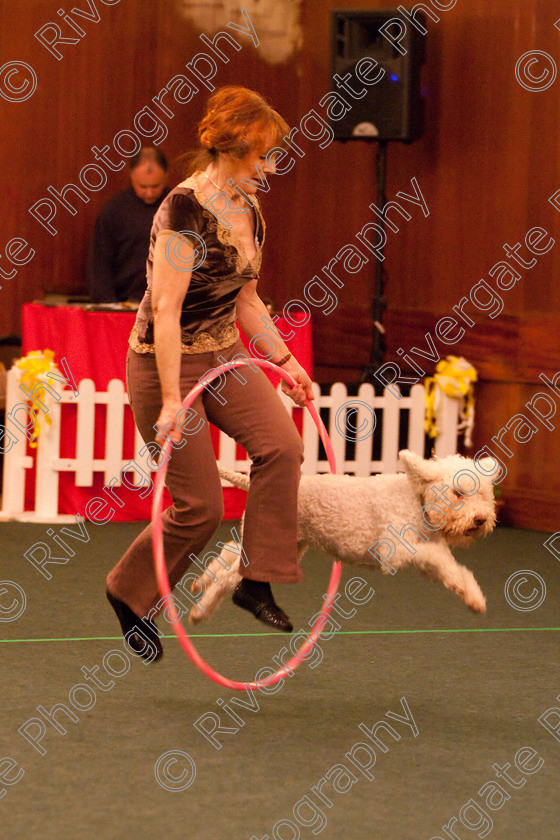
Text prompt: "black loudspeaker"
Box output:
[[330, 9, 426, 142]]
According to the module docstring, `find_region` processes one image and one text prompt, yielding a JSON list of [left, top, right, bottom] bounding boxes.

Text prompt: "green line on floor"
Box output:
[[1, 626, 559, 643]]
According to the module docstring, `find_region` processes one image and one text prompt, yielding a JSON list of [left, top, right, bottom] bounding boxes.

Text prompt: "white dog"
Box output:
[[188, 450, 497, 624]]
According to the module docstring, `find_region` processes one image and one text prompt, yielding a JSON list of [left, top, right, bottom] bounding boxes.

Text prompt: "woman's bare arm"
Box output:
[[236, 280, 314, 406], [151, 233, 193, 443]]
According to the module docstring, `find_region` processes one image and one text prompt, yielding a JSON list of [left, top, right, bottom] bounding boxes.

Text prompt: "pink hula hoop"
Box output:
[[152, 358, 341, 691]]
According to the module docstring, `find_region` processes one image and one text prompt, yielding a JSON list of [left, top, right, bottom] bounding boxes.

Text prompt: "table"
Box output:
[[22, 303, 313, 520]]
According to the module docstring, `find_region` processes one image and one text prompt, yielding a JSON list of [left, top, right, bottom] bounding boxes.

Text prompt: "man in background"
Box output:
[[87, 147, 169, 303]]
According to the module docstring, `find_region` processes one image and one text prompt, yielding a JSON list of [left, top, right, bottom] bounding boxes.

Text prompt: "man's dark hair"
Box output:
[[129, 147, 168, 172]]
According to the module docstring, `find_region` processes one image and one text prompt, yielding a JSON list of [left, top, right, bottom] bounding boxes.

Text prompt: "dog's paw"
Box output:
[[188, 601, 207, 624], [188, 587, 230, 625], [465, 589, 487, 614], [190, 576, 203, 596], [447, 568, 487, 613]]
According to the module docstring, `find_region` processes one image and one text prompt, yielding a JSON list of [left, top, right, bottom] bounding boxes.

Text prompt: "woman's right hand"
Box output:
[[154, 400, 185, 447]]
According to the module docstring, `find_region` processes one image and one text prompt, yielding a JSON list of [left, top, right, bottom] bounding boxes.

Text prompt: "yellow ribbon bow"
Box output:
[[425, 356, 478, 447], [15, 349, 58, 448]]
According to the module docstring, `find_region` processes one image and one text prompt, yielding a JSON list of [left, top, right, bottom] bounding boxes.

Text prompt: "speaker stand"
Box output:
[[361, 140, 388, 384]]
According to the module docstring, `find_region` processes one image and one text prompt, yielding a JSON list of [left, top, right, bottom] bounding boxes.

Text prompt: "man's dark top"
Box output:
[[87, 186, 170, 303]]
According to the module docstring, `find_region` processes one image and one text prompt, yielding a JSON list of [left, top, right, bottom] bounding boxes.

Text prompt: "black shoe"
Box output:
[[106, 590, 163, 662], [232, 581, 293, 633]]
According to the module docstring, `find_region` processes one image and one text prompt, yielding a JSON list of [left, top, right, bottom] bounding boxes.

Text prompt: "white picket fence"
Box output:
[[1, 370, 459, 522]]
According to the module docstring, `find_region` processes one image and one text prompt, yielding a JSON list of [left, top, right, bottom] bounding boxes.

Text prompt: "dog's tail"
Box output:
[[218, 465, 250, 491]]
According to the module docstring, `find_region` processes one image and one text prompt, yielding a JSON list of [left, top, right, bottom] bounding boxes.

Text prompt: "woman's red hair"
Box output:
[[181, 86, 290, 174]]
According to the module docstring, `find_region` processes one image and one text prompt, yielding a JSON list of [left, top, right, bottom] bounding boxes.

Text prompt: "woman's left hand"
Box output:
[[279, 359, 315, 406]]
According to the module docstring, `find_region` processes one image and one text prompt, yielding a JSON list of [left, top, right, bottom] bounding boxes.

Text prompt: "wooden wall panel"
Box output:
[[1, 0, 559, 529]]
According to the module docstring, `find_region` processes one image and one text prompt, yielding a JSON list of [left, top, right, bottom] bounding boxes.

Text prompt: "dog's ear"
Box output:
[[399, 449, 443, 487]]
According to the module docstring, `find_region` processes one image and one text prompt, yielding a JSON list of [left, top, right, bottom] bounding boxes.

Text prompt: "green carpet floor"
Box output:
[[0, 522, 558, 839]]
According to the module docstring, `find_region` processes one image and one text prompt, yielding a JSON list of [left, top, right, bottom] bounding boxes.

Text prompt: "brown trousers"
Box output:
[[106, 341, 304, 617]]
